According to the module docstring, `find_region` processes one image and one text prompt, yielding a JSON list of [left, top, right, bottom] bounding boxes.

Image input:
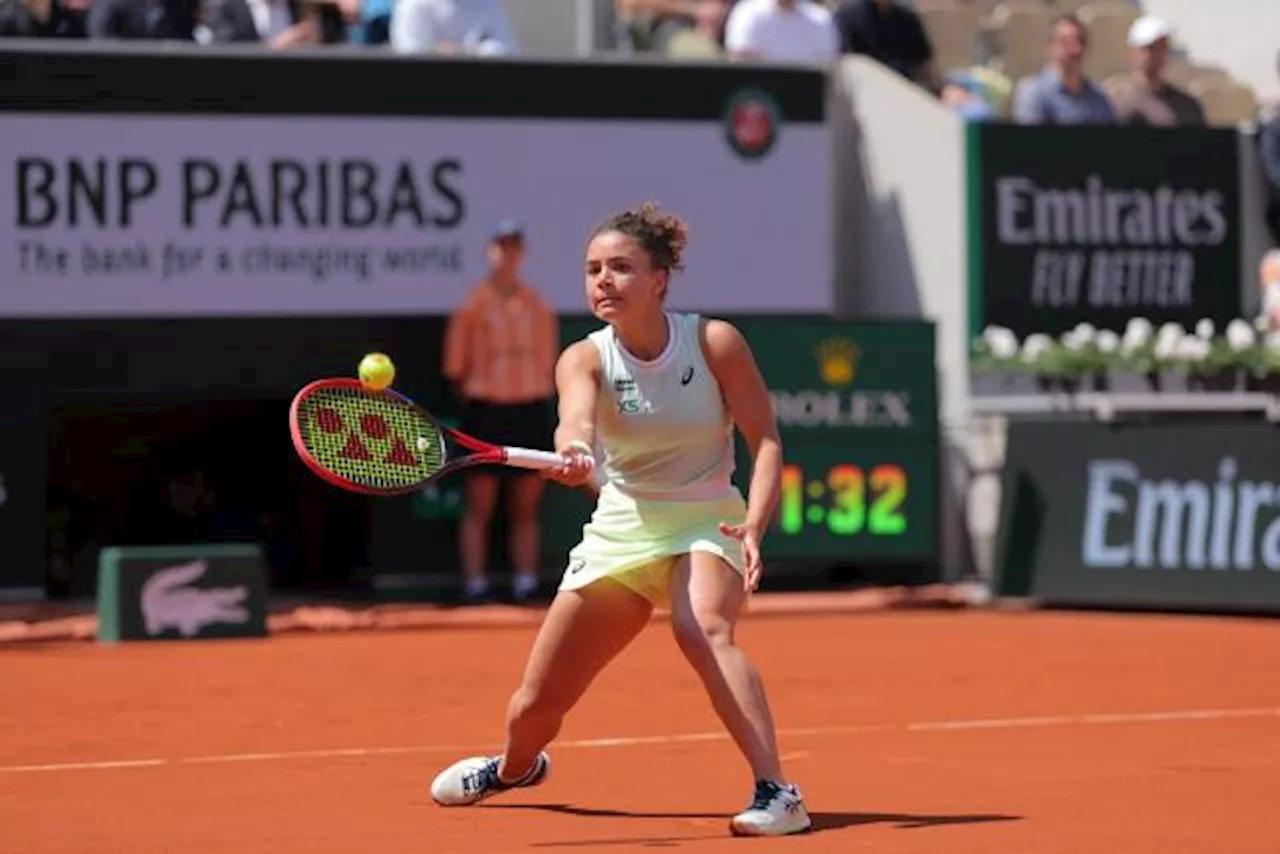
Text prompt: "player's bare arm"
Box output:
[[547, 340, 601, 489], [702, 318, 782, 587], [702, 318, 782, 532]]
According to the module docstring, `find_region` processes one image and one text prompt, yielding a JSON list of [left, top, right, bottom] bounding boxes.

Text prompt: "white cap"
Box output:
[[1128, 16, 1173, 48]]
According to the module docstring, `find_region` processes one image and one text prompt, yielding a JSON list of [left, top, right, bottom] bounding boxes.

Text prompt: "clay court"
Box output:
[[3, 604, 1279, 853]]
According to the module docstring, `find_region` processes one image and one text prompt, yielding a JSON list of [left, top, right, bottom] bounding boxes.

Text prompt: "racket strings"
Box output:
[[296, 386, 445, 491]]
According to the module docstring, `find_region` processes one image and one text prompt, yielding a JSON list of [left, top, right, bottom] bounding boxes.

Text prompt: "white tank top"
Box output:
[[588, 311, 737, 502]]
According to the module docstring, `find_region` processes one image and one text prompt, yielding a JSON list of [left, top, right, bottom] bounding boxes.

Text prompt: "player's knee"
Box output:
[[671, 613, 733, 664]]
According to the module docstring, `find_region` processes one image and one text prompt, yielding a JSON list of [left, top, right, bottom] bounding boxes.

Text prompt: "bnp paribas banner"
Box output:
[[0, 49, 830, 317], [966, 124, 1242, 337]]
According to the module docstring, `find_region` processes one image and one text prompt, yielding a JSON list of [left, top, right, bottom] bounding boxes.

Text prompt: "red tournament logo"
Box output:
[[723, 88, 780, 161]]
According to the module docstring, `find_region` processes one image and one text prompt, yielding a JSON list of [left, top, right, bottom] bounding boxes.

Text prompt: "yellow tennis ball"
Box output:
[[358, 352, 395, 391]]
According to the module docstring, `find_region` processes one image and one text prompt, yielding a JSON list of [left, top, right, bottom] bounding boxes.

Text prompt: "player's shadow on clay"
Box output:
[[488, 803, 1022, 835]]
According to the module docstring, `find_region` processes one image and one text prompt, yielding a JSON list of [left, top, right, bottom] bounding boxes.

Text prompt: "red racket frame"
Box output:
[[288, 378, 507, 497]]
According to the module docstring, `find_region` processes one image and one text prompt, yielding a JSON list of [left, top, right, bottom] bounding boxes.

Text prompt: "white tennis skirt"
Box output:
[[559, 482, 748, 609]]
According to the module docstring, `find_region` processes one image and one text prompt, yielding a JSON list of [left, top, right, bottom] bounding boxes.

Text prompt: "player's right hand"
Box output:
[[543, 445, 595, 487]]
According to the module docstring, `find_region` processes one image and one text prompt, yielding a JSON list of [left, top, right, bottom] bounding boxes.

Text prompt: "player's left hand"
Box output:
[[543, 445, 595, 488], [718, 522, 763, 593]]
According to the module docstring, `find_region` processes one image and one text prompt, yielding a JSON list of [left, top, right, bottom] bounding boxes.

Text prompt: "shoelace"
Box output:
[[461, 758, 501, 795], [463, 756, 543, 794], [748, 780, 784, 811]]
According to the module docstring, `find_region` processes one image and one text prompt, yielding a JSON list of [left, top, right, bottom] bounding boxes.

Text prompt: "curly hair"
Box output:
[[590, 202, 690, 273]]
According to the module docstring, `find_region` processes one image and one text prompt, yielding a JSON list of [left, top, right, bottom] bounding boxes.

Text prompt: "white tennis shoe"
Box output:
[[730, 780, 812, 836], [430, 752, 551, 806]]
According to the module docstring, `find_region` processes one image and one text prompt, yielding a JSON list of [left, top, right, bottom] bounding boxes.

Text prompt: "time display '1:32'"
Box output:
[[777, 462, 907, 536]]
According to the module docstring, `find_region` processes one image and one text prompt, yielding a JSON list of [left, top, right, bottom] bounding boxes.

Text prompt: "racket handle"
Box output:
[[503, 447, 591, 471]]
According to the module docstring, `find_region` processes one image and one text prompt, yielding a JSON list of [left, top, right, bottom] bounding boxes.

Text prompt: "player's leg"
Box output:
[[430, 578, 653, 805], [506, 473, 545, 600], [668, 552, 783, 779], [459, 471, 499, 600], [499, 577, 650, 775], [668, 552, 810, 836]]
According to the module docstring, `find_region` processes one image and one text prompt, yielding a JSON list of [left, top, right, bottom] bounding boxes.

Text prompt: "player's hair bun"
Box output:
[[591, 201, 690, 273]]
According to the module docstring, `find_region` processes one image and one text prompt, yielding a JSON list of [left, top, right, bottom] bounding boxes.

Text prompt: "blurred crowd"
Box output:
[[616, 0, 1280, 243], [620, 1, 1276, 131], [4, 0, 1273, 232], [0, 0, 515, 50], [0, 0, 1271, 135]]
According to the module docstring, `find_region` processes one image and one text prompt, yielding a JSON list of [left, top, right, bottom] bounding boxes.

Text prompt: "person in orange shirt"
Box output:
[[443, 221, 559, 602]]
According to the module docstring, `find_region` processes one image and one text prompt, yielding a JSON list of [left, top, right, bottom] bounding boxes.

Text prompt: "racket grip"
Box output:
[[503, 447, 588, 471]]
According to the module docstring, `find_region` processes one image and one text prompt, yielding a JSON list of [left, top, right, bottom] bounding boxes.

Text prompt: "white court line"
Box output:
[[4, 758, 170, 772], [905, 707, 1280, 732], [183, 746, 431, 765], [3, 706, 1279, 775]]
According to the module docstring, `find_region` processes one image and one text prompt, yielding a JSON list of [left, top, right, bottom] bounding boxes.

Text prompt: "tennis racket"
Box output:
[[288, 378, 574, 496]]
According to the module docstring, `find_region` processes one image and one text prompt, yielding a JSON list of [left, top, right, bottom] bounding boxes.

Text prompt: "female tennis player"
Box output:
[[430, 202, 810, 836]]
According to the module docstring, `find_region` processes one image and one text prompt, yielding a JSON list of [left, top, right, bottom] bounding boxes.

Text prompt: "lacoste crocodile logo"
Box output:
[[140, 560, 250, 638]]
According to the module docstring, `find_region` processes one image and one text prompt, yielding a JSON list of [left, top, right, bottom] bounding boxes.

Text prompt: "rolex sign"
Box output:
[[770, 390, 914, 429], [750, 322, 933, 436]]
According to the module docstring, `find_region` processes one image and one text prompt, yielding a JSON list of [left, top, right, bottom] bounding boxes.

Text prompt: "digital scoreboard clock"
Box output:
[[735, 442, 936, 562], [779, 462, 906, 536]]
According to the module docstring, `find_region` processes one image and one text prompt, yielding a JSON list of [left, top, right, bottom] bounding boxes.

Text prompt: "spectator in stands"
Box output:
[[613, 0, 731, 54], [1262, 51, 1280, 246], [0, 0, 87, 36], [1109, 16, 1205, 126], [941, 70, 997, 122], [443, 221, 558, 604], [723, 0, 838, 64], [86, 0, 194, 39], [391, 0, 515, 55], [1012, 14, 1115, 125], [197, 0, 337, 45], [1258, 249, 1280, 331], [348, 0, 389, 44], [833, 0, 940, 93]]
